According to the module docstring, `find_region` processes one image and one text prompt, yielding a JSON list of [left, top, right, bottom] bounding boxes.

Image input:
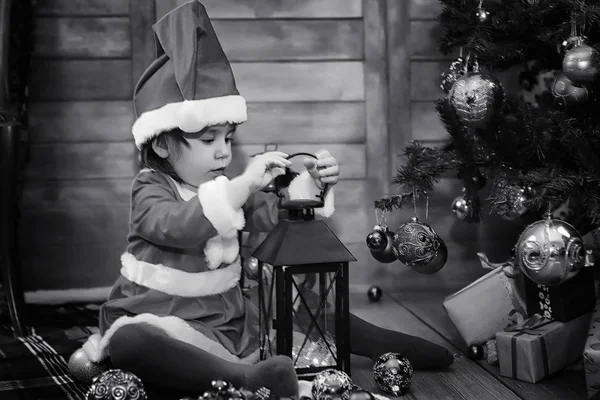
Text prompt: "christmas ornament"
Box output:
[[440, 57, 467, 94], [467, 344, 484, 360], [451, 195, 471, 220], [449, 72, 505, 129], [312, 369, 354, 400], [68, 348, 109, 384], [392, 217, 447, 274], [86, 369, 147, 400], [563, 44, 600, 83], [373, 352, 413, 396], [516, 217, 586, 286], [552, 72, 590, 108], [500, 185, 531, 220], [370, 227, 397, 264], [476, 9, 490, 23], [367, 285, 382, 302], [557, 36, 586, 55], [349, 390, 375, 400], [366, 226, 387, 252]]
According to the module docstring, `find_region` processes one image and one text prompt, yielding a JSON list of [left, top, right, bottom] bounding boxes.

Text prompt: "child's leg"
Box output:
[[108, 323, 298, 398], [349, 313, 454, 369]]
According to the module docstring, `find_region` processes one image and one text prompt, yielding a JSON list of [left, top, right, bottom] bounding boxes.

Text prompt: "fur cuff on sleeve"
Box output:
[[198, 176, 245, 238], [287, 170, 335, 218]]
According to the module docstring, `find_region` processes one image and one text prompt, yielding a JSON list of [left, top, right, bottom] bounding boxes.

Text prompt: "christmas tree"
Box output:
[[370, 0, 600, 282]]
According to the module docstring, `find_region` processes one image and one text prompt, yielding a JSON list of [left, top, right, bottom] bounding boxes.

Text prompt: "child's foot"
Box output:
[[246, 355, 298, 397]]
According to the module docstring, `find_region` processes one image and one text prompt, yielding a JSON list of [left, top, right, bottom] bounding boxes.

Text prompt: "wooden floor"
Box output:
[[347, 292, 588, 400]]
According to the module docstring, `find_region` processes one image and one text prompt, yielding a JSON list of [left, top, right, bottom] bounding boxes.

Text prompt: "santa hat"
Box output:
[[131, 0, 247, 149]]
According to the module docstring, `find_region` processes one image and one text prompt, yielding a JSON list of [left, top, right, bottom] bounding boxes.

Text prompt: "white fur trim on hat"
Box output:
[[119, 252, 241, 297], [197, 176, 245, 239], [132, 95, 247, 149], [81, 313, 259, 364], [288, 170, 335, 218]]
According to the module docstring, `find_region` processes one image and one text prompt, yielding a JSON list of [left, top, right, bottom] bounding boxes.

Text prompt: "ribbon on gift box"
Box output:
[[477, 253, 526, 315], [503, 310, 554, 379]]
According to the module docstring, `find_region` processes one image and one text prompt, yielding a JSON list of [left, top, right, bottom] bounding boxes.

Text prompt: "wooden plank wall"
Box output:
[[20, 0, 387, 291]]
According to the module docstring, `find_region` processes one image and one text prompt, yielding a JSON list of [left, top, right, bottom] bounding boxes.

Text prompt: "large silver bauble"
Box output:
[[516, 218, 585, 286], [392, 217, 447, 274], [373, 352, 413, 396], [312, 369, 354, 400], [68, 348, 109, 385], [86, 369, 147, 400], [449, 72, 505, 129]]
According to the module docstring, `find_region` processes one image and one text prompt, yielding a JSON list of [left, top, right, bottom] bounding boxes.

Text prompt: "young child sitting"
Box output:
[[75, 1, 453, 398]]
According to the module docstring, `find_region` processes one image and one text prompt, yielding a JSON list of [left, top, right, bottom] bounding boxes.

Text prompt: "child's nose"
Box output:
[[215, 140, 230, 159]]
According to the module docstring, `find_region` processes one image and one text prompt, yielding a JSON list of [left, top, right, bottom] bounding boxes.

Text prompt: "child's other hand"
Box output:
[[303, 149, 339, 188], [245, 151, 292, 192]]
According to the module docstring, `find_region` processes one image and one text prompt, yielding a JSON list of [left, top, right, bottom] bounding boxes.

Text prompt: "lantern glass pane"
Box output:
[[290, 271, 338, 369]]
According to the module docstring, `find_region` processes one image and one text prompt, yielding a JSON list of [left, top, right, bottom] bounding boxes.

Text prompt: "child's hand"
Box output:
[[303, 149, 339, 188], [244, 151, 292, 192]]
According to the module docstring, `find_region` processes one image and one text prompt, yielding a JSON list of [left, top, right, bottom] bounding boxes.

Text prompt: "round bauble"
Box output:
[[370, 228, 397, 264], [392, 218, 448, 274], [366, 226, 387, 252], [476, 9, 490, 24], [467, 344, 484, 360], [552, 72, 590, 108], [312, 369, 354, 400], [68, 348, 109, 385], [451, 195, 471, 220], [373, 353, 413, 396], [501, 186, 531, 220], [563, 44, 600, 83], [367, 285, 382, 302], [516, 218, 585, 286], [449, 72, 505, 129], [85, 369, 147, 400]]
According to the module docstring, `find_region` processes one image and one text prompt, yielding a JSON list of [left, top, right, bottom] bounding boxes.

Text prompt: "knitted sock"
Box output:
[[108, 323, 298, 398], [349, 313, 454, 370]]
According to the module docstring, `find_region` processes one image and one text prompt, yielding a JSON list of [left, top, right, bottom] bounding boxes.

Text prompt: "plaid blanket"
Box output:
[[0, 302, 100, 400]]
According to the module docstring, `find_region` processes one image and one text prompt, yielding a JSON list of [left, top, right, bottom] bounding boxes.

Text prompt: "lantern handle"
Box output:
[[285, 152, 332, 201]]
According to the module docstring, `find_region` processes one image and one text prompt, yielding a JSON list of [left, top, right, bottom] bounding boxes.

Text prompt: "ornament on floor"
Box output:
[[440, 51, 467, 94], [373, 352, 413, 396], [467, 344, 484, 360], [563, 43, 600, 84], [367, 285, 383, 302], [85, 369, 147, 400], [368, 211, 397, 264], [516, 211, 586, 286], [451, 192, 471, 220], [393, 217, 448, 274], [449, 60, 505, 129], [312, 369, 354, 400], [552, 71, 590, 108], [68, 348, 109, 385], [475, 0, 490, 24], [466, 340, 498, 365], [500, 185, 531, 220]]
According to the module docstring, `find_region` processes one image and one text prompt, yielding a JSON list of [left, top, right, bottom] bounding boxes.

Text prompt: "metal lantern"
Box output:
[[253, 153, 356, 380]]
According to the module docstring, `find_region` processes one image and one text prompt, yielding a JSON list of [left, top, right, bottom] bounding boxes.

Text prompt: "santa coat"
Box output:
[[82, 168, 334, 365]]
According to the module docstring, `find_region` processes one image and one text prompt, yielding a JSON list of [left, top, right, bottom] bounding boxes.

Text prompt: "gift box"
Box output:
[[524, 266, 596, 322], [497, 312, 592, 383], [443, 253, 526, 346], [583, 300, 600, 398]]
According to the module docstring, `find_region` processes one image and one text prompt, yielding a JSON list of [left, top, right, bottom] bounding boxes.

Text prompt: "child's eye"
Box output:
[[226, 137, 234, 143], [201, 139, 214, 144]]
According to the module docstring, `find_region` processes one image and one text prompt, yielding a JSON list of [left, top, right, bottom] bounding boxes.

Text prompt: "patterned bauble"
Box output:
[[392, 217, 447, 274], [440, 57, 467, 94], [367, 285, 382, 302], [563, 44, 600, 83], [500, 185, 531, 220], [449, 72, 505, 129], [516, 217, 585, 286], [373, 353, 413, 396], [366, 225, 387, 252], [68, 348, 109, 385], [552, 72, 590, 108], [370, 228, 397, 264], [451, 195, 471, 220], [312, 369, 354, 400], [86, 369, 147, 400]]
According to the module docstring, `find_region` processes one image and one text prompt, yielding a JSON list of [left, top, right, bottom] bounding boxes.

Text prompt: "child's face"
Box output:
[[169, 123, 236, 187]]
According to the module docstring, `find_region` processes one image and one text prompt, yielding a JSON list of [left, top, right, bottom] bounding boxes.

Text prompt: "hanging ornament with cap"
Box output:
[[451, 189, 472, 221], [392, 191, 448, 274], [499, 185, 532, 220], [475, 0, 490, 24], [562, 17, 600, 84], [449, 57, 505, 129], [367, 210, 397, 264], [515, 208, 586, 286], [552, 71, 590, 109]]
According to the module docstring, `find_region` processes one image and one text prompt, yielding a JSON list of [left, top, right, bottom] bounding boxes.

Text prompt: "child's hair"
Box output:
[[138, 128, 190, 184]]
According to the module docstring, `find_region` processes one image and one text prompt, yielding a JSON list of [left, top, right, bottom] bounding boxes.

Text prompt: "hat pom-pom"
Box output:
[[176, 100, 205, 132]]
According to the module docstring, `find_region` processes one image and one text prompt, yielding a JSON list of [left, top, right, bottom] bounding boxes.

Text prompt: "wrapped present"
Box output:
[[524, 266, 596, 322], [583, 299, 600, 398], [497, 311, 592, 383], [443, 253, 526, 346]]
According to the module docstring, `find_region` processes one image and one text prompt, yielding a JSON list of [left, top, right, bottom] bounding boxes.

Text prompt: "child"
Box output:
[[76, 1, 453, 398]]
